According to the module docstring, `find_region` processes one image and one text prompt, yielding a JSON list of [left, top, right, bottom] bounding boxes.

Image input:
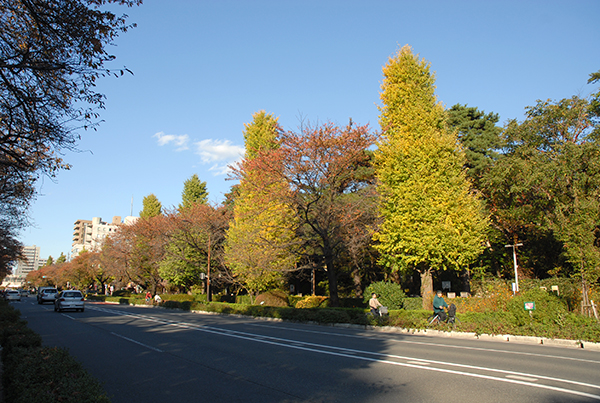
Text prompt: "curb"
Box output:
[[355, 323, 600, 351]]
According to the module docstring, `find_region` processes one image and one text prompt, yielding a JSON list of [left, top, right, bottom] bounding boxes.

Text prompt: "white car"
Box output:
[[54, 290, 85, 312], [4, 289, 21, 301]]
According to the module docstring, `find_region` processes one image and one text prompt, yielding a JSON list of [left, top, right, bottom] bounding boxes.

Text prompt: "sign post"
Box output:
[[524, 301, 535, 319]]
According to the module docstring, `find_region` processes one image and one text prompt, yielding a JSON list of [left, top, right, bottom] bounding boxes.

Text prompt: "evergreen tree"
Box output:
[[179, 174, 208, 210], [446, 104, 502, 190], [373, 46, 488, 308], [140, 194, 162, 218], [56, 253, 67, 264], [45, 256, 54, 267]]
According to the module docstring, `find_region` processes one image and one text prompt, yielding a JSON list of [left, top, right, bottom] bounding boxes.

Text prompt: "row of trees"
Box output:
[[30, 47, 600, 311]]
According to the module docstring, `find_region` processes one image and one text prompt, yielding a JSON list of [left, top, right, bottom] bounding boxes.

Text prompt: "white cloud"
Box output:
[[153, 134, 245, 176], [194, 139, 244, 164], [153, 132, 190, 151]]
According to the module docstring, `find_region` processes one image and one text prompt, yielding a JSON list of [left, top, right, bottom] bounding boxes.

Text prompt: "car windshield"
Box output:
[[44, 289, 57, 294], [64, 292, 82, 298]]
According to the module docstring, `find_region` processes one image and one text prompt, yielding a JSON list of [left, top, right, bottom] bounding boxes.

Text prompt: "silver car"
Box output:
[[38, 288, 58, 304], [4, 289, 21, 301], [54, 290, 85, 312]]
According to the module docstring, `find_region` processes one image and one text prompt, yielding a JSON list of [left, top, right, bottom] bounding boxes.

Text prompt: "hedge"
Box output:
[[0, 301, 110, 403]]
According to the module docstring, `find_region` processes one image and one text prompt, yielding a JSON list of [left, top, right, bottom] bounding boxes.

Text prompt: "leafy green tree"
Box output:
[[486, 91, 600, 288], [373, 46, 488, 309], [160, 203, 231, 299], [225, 111, 299, 296], [179, 174, 208, 210], [56, 253, 67, 264], [140, 194, 162, 218], [44, 256, 54, 267]]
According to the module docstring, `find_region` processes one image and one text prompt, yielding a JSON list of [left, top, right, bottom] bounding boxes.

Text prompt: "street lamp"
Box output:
[[505, 238, 523, 294]]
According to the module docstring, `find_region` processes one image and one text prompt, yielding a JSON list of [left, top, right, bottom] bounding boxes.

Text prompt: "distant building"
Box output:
[[1, 245, 45, 288], [71, 216, 138, 257]]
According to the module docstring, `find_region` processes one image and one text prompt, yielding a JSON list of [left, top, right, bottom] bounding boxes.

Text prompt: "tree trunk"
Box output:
[[324, 252, 339, 307], [420, 267, 433, 310], [461, 269, 471, 295], [352, 266, 363, 298]]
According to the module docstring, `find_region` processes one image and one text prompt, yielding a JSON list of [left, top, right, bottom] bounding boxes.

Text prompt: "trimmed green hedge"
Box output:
[[0, 301, 110, 403]]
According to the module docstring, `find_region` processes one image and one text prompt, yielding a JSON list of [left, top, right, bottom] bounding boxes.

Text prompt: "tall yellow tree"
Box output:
[[373, 46, 488, 309], [225, 111, 299, 296]]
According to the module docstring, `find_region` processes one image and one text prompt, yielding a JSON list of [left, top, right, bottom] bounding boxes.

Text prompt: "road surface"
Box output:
[[12, 298, 600, 403]]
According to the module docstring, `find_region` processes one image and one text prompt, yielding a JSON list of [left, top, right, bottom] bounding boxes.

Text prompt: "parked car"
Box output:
[[54, 290, 85, 312], [4, 289, 21, 301], [38, 287, 58, 304]]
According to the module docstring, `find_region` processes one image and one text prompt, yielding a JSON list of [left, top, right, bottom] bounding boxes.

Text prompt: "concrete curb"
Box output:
[[356, 323, 600, 351]]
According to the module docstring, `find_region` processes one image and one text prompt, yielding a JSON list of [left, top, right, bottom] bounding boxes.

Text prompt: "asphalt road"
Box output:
[[10, 298, 600, 403]]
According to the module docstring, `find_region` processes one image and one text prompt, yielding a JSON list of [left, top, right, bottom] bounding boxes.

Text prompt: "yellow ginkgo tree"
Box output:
[[373, 46, 488, 309]]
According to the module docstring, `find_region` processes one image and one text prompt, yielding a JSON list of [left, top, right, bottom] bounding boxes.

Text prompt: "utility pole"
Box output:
[[505, 235, 523, 294]]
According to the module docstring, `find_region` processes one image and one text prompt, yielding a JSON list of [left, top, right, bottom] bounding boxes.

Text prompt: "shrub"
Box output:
[[236, 295, 253, 305], [388, 309, 430, 329], [403, 297, 423, 310], [295, 295, 327, 309], [507, 288, 568, 328], [338, 298, 366, 308], [112, 289, 132, 297], [255, 290, 289, 307], [364, 281, 406, 310], [520, 278, 581, 312], [0, 321, 43, 361], [0, 301, 110, 402], [5, 346, 110, 403], [160, 294, 195, 302]]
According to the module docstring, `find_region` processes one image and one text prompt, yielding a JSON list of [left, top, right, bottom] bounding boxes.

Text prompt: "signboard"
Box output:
[[442, 281, 451, 290], [524, 301, 536, 311]]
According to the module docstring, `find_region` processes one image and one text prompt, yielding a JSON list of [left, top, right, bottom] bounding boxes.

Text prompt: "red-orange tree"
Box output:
[[235, 121, 377, 306], [107, 215, 170, 294]]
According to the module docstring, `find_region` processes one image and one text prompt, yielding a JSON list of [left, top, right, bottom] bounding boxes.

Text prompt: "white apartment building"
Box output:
[[71, 216, 138, 257], [1, 245, 44, 288]]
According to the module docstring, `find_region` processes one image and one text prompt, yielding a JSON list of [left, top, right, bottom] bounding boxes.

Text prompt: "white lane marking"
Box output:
[[110, 332, 164, 352], [87, 306, 600, 400], [507, 375, 539, 382], [249, 322, 600, 365]]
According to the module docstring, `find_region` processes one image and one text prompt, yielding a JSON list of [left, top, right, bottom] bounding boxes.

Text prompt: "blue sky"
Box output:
[[19, 0, 600, 260]]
